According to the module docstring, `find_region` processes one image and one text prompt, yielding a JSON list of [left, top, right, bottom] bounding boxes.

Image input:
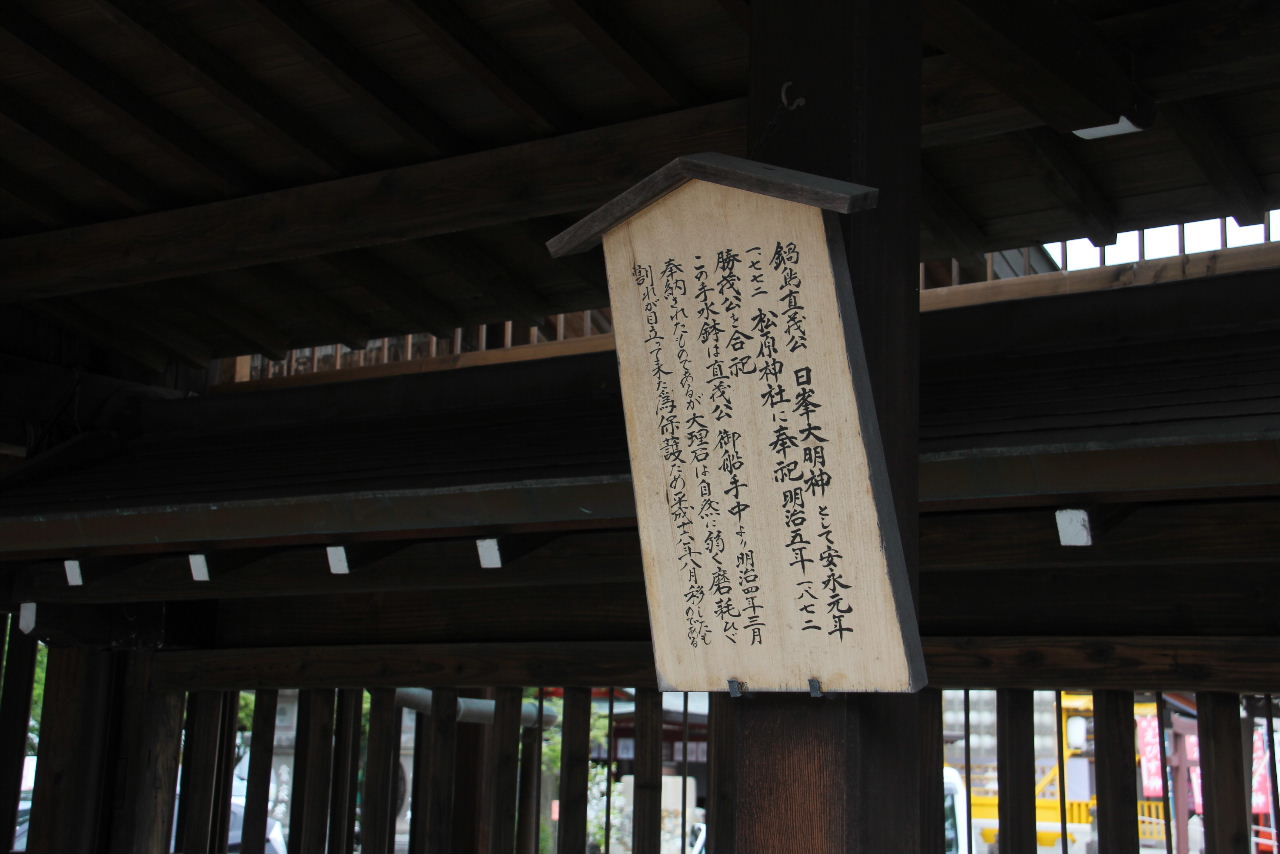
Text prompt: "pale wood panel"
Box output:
[[603, 178, 922, 692]]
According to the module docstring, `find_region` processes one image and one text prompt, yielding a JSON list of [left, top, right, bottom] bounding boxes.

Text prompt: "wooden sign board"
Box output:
[[549, 154, 925, 693]]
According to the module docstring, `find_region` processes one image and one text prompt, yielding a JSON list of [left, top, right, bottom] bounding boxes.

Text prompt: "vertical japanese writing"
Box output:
[[639, 262, 708, 648]]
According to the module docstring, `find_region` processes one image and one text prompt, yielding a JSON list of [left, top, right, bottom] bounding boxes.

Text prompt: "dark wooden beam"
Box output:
[[425, 688, 458, 854], [1164, 98, 1268, 226], [922, 0, 1154, 132], [217, 265, 373, 351], [192, 279, 292, 362], [239, 0, 467, 156], [177, 691, 230, 854], [153, 641, 657, 690], [289, 688, 336, 854], [479, 687, 522, 854], [74, 291, 213, 368], [240, 689, 278, 854], [0, 83, 172, 212], [328, 688, 362, 854], [361, 688, 401, 854], [91, 0, 352, 177], [418, 235, 553, 325], [0, 620, 36, 853], [0, 6, 259, 196], [920, 165, 987, 265], [387, 0, 576, 134], [1094, 690, 1139, 853], [317, 249, 462, 337], [27, 299, 172, 373], [0, 99, 748, 302], [1197, 692, 1250, 853], [0, 159, 85, 228], [1013, 128, 1117, 247], [151, 636, 1280, 693], [28, 647, 115, 853], [547, 0, 695, 109], [995, 690, 1036, 854], [556, 686, 590, 854], [631, 687, 662, 854]]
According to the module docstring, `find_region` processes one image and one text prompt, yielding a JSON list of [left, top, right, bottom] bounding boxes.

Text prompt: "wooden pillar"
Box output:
[[1094, 690, 1139, 853], [556, 687, 590, 854], [428, 688, 460, 854], [177, 691, 233, 854], [242, 689, 279, 854], [1197, 692, 1250, 853], [996, 690, 1036, 854], [211, 692, 239, 854], [0, 618, 36, 852], [329, 688, 362, 854], [514, 723, 541, 854], [27, 646, 116, 853], [109, 649, 185, 854], [479, 687, 522, 854], [727, 1, 928, 851], [452, 715, 486, 852], [290, 688, 336, 853], [362, 688, 401, 854], [410, 710, 432, 854], [632, 687, 663, 853]]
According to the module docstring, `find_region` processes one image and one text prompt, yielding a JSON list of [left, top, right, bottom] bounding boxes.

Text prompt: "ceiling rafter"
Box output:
[[0, 99, 748, 302], [314, 251, 462, 338], [521, 218, 609, 301], [0, 160, 85, 229], [921, 166, 987, 265], [176, 279, 292, 362], [546, 0, 695, 109], [27, 300, 171, 374], [74, 291, 212, 368], [231, 265, 373, 352], [89, 0, 355, 177], [386, 0, 577, 134], [1013, 128, 1118, 248], [0, 6, 260, 197], [1163, 98, 1268, 227], [414, 236, 552, 325], [0, 82, 173, 212], [237, 0, 468, 157], [922, 0, 1154, 133]]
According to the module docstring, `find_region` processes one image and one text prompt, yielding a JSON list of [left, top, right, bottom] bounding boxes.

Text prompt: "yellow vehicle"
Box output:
[[949, 693, 1166, 854]]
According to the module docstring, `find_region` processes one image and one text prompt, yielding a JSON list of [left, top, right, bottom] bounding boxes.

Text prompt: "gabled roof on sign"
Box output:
[[545, 152, 878, 257]]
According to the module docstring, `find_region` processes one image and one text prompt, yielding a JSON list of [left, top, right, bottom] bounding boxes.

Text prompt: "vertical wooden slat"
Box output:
[[1094, 690, 1139, 853], [428, 688, 459, 854], [515, 722, 541, 854], [996, 689, 1036, 854], [110, 649, 185, 854], [918, 688, 945, 854], [330, 688, 362, 854], [1198, 691, 1250, 854], [481, 687, 523, 854], [707, 692, 736, 854], [1054, 691, 1069, 854], [210, 690, 240, 854], [452, 710, 485, 852], [242, 689, 278, 854], [179, 691, 229, 854], [1156, 693, 1174, 854], [410, 710, 432, 854], [0, 618, 36, 852], [557, 686, 591, 853], [27, 647, 115, 853], [632, 687, 663, 854], [291, 688, 336, 853], [362, 688, 400, 854]]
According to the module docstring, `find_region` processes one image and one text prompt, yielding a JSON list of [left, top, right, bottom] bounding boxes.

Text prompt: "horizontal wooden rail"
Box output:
[[920, 239, 1280, 312], [152, 636, 1280, 692]]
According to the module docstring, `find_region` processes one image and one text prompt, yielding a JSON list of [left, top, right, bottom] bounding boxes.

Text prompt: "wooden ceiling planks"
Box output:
[[0, 0, 1278, 371]]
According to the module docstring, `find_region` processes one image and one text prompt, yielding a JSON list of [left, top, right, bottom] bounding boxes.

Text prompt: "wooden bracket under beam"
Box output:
[[1163, 99, 1268, 227], [1013, 128, 1117, 248], [923, 0, 1154, 133]]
